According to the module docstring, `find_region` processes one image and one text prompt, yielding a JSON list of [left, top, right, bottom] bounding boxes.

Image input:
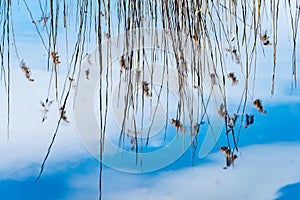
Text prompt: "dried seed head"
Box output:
[[245, 114, 254, 128], [85, 68, 90, 80], [263, 40, 272, 46], [37, 16, 49, 27], [20, 60, 34, 82], [40, 99, 53, 123], [260, 32, 269, 42], [254, 99, 266, 114], [218, 103, 226, 120], [120, 56, 128, 70], [170, 118, 185, 134], [261, 31, 272, 46], [51, 52, 61, 65], [40, 101, 45, 107], [227, 72, 238, 85], [193, 123, 199, 135], [210, 73, 216, 85], [60, 107, 69, 123], [142, 81, 152, 98], [220, 146, 230, 156], [104, 33, 110, 40]]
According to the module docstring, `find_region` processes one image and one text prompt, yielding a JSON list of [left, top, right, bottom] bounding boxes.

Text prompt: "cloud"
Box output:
[[90, 143, 300, 200], [0, 69, 87, 180]]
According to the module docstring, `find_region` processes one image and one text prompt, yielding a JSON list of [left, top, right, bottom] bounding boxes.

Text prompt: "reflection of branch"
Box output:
[[286, 0, 300, 89], [22, 0, 49, 52], [35, 79, 72, 184], [35, 116, 62, 184], [226, 128, 238, 152], [271, 0, 280, 96]]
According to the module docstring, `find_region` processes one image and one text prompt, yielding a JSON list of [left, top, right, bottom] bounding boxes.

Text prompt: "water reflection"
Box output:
[[0, 0, 300, 199], [276, 182, 300, 200]]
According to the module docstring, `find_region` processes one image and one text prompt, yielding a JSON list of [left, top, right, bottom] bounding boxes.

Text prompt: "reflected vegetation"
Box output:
[[0, 0, 300, 199]]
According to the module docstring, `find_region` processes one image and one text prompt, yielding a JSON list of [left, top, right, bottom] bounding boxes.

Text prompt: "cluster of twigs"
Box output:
[[0, 1, 300, 199]]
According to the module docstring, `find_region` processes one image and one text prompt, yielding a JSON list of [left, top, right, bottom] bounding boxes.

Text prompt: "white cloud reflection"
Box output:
[[0, 1, 299, 198], [96, 143, 300, 200], [0, 69, 86, 180], [0, 63, 299, 199]]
